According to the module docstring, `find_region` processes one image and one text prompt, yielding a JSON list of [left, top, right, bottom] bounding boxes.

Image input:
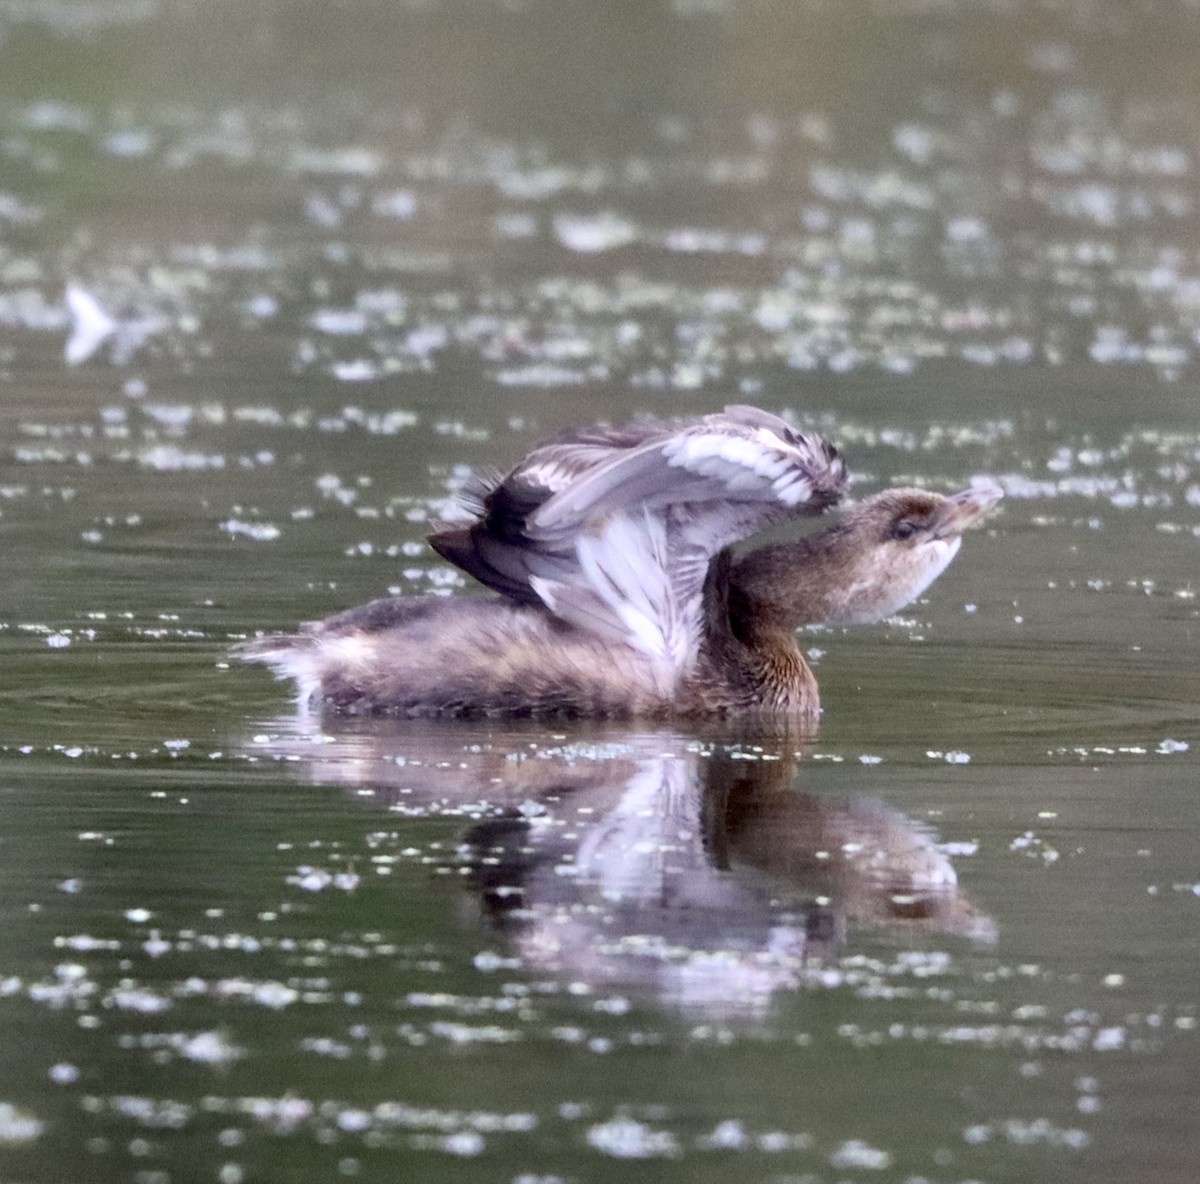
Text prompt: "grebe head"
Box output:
[[727, 479, 1003, 633], [815, 480, 1004, 626]]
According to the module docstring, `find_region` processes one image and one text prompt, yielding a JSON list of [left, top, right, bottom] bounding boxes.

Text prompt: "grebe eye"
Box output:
[[891, 519, 918, 541]]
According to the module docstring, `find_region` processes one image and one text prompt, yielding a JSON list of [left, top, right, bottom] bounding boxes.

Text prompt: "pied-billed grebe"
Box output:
[[237, 406, 1001, 717]]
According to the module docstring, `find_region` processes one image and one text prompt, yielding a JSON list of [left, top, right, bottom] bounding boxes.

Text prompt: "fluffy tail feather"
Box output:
[[232, 632, 323, 704]]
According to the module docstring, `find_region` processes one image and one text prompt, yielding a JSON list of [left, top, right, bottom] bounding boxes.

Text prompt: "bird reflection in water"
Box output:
[[250, 719, 993, 1013]]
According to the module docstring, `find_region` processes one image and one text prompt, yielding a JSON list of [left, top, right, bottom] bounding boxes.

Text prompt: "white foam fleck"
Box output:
[[829, 1139, 892, 1170], [63, 283, 117, 365], [554, 212, 637, 253], [0, 1102, 44, 1144], [182, 1031, 243, 1065], [587, 1117, 679, 1159], [222, 519, 280, 542]]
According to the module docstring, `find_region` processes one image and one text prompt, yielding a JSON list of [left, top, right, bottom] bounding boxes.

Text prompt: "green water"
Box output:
[[2, 3, 1199, 1181]]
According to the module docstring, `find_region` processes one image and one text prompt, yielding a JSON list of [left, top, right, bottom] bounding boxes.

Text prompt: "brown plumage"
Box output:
[[236, 408, 1001, 718]]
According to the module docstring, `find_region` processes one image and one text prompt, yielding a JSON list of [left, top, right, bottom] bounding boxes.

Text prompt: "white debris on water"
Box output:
[[63, 283, 117, 365], [0, 1102, 44, 1144], [829, 1138, 892, 1170], [221, 519, 281, 542], [110, 985, 171, 1013], [553, 212, 637, 253], [964, 1118, 1089, 1148], [139, 445, 225, 471], [181, 1031, 244, 1065], [587, 1116, 680, 1159], [926, 749, 972, 764], [1010, 832, 1060, 863], [286, 866, 360, 893]]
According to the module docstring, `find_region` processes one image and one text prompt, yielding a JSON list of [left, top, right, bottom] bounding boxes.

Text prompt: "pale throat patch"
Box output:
[[825, 535, 963, 626], [904, 536, 962, 603]]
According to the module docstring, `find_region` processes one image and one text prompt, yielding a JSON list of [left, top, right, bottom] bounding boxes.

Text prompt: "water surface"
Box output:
[[1, 3, 1198, 1181]]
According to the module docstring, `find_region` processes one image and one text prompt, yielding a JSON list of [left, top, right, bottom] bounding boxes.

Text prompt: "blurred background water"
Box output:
[[1, 1, 1199, 1181]]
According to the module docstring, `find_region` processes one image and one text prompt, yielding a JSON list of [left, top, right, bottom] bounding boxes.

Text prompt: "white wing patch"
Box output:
[[531, 510, 699, 690], [772, 470, 816, 506], [662, 426, 815, 505]]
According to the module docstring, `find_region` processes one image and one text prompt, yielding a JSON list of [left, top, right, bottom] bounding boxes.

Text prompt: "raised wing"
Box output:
[[528, 404, 842, 541], [428, 405, 847, 682]]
